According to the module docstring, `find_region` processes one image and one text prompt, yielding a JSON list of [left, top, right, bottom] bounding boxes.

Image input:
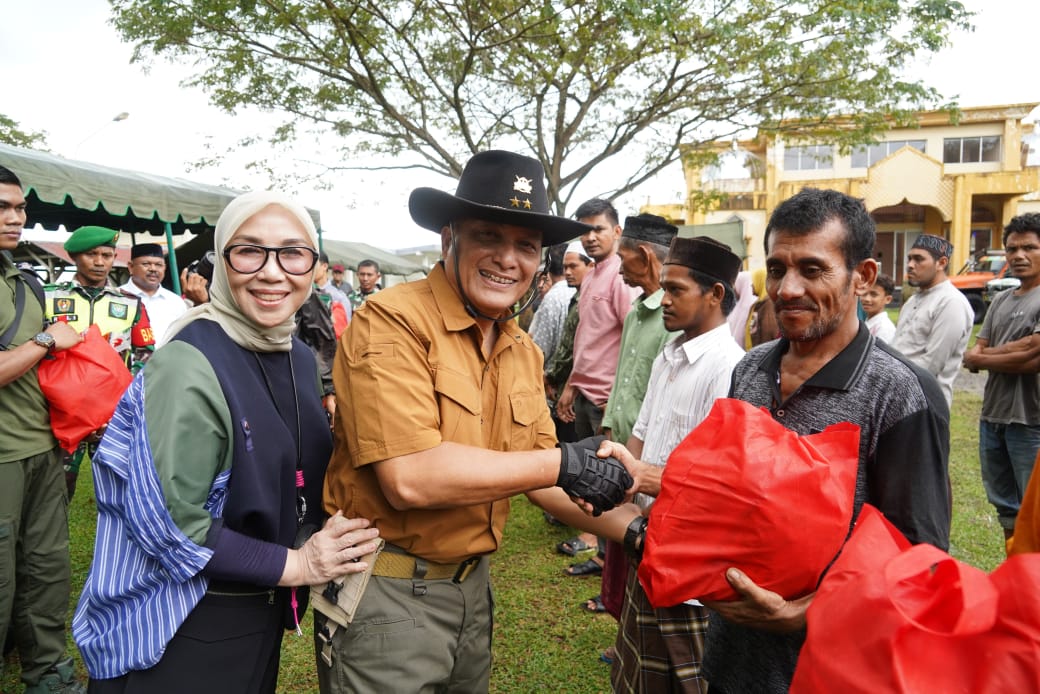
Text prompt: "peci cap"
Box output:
[[664, 236, 741, 287], [130, 243, 163, 259], [911, 234, 953, 260], [622, 213, 678, 247]]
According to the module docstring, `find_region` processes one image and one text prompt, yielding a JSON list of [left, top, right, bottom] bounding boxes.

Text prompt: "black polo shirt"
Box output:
[[704, 322, 952, 693]]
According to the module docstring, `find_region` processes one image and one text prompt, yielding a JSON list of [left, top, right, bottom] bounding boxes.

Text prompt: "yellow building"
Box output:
[[644, 103, 1040, 284]]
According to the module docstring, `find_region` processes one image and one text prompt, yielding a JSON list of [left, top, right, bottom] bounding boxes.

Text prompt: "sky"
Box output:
[[2, 0, 1038, 251]]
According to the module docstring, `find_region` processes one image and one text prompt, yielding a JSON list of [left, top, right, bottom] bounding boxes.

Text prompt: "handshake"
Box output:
[[556, 436, 633, 516]]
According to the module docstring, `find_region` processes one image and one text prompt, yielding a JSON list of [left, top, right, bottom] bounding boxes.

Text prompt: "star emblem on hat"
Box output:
[[513, 176, 533, 195], [523, 199, 532, 209], [510, 196, 521, 208]]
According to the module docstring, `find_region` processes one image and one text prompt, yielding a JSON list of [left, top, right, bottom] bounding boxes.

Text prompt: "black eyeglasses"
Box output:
[[223, 244, 319, 275]]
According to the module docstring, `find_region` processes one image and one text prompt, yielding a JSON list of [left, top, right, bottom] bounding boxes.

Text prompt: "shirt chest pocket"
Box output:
[[508, 390, 544, 451], [434, 367, 482, 442]]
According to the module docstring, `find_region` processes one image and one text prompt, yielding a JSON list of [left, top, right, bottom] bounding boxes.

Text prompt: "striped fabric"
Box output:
[[72, 374, 229, 679]]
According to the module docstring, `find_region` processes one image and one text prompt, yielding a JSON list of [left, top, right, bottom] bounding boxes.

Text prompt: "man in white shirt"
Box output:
[[118, 244, 187, 344], [890, 234, 973, 407], [602, 236, 745, 693]]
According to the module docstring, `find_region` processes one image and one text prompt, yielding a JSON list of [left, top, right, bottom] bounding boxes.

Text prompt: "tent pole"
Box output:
[[165, 222, 182, 295]]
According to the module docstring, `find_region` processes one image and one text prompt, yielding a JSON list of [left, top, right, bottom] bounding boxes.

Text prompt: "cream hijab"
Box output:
[[162, 190, 319, 352]]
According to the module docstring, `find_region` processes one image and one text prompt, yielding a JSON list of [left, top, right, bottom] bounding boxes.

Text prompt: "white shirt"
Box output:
[[633, 322, 745, 507], [119, 280, 188, 345], [865, 311, 896, 343], [890, 279, 973, 407]]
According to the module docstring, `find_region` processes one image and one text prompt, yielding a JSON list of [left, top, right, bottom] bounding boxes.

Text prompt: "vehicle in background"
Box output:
[[984, 275, 1020, 305], [950, 250, 1008, 323]]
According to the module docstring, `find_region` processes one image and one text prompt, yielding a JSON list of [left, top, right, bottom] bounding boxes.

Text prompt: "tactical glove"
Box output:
[[557, 435, 633, 516]]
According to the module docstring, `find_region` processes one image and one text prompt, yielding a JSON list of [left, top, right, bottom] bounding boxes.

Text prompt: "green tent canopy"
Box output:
[[677, 220, 747, 259]]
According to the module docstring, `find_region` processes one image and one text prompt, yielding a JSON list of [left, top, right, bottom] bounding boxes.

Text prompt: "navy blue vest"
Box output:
[[173, 320, 331, 550]]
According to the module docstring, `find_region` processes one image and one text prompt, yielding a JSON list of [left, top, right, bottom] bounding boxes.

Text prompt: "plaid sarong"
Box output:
[[611, 557, 709, 694]]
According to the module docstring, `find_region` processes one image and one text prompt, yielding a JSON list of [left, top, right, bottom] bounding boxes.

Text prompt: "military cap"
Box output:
[[622, 214, 678, 247], [664, 236, 741, 287], [64, 226, 120, 255]]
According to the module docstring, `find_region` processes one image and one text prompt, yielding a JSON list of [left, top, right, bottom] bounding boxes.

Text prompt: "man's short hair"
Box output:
[[573, 198, 619, 226], [546, 244, 566, 276], [874, 273, 895, 296], [318, 250, 330, 265], [1003, 213, 1040, 244], [764, 188, 875, 270], [0, 165, 22, 188], [687, 268, 737, 316], [358, 259, 380, 273]]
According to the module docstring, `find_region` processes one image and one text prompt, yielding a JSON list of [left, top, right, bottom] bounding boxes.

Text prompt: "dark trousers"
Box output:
[[88, 589, 286, 694]]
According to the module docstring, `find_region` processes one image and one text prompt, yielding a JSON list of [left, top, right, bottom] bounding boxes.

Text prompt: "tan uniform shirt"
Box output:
[[323, 263, 556, 564]]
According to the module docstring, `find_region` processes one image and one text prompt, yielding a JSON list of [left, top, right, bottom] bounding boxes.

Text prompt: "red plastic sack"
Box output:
[[638, 397, 860, 606], [791, 505, 1040, 693], [37, 324, 133, 452]]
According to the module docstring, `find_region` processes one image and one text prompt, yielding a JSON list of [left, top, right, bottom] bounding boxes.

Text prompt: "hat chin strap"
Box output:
[[449, 227, 548, 324]]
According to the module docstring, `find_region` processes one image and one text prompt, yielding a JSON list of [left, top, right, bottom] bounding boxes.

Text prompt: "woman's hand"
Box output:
[[281, 512, 380, 587]]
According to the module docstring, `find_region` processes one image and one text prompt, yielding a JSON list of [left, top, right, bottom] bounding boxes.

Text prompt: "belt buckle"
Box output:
[[453, 557, 480, 584]]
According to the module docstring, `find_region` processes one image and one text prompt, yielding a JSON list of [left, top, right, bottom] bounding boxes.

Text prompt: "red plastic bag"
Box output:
[[791, 505, 1040, 693], [638, 398, 860, 606], [37, 324, 133, 452]]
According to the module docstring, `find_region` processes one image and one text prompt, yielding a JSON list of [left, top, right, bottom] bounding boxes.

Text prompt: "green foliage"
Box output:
[[0, 113, 47, 149], [108, 0, 970, 211]]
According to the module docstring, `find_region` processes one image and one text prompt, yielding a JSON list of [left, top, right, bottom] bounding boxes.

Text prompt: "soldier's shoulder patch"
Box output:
[[108, 302, 129, 320]]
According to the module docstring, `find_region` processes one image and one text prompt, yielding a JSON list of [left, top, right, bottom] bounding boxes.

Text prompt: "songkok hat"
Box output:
[[622, 214, 678, 247], [665, 236, 741, 287], [331, 263, 346, 272], [911, 234, 953, 260], [130, 243, 163, 259], [409, 150, 593, 246], [64, 226, 119, 255], [564, 241, 591, 262]]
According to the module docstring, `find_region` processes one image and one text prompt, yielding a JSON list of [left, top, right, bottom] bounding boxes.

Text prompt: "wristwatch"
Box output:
[[623, 515, 649, 562], [32, 332, 56, 352]]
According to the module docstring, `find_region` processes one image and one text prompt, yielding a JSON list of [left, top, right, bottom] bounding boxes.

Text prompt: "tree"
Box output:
[[110, 0, 971, 213], [0, 113, 47, 149]]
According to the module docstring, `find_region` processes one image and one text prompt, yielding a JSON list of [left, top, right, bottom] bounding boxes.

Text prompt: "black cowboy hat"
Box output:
[[409, 150, 593, 246]]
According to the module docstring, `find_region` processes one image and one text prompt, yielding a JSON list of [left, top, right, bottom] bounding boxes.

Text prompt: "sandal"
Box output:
[[581, 594, 607, 613], [543, 511, 566, 527], [565, 558, 603, 576], [600, 646, 617, 664], [556, 535, 598, 556]]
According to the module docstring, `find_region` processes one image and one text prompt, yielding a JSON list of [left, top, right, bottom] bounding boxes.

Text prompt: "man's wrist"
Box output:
[[623, 515, 648, 561]]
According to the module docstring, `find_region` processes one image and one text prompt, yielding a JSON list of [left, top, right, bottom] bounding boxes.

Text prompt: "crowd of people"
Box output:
[[1, 150, 1039, 693]]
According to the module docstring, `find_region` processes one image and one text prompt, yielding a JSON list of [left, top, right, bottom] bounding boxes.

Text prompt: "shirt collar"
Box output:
[[756, 322, 873, 393], [674, 322, 733, 364], [637, 287, 665, 310]]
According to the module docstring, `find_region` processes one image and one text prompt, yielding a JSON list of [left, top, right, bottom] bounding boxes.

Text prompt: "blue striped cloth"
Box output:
[[72, 374, 230, 679]]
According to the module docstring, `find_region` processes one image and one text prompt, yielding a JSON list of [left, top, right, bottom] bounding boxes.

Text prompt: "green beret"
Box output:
[[64, 226, 120, 255]]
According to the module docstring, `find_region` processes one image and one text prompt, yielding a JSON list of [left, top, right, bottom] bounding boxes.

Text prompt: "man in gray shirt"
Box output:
[[963, 213, 1040, 542], [890, 234, 974, 407]]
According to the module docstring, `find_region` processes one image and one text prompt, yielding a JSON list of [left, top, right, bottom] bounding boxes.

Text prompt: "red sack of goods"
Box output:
[[791, 505, 1040, 693], [638, 397, 860, 606], [37, 324, 133, 452]]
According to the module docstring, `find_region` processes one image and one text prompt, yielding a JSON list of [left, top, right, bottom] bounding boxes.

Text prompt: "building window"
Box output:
[[851, 139, 926, 167], [784, 144, 833, 170], [943, 136, 1001, 163]]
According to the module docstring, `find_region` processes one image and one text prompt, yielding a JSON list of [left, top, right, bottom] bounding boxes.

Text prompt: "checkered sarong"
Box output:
[[611, 557, 708, 694]]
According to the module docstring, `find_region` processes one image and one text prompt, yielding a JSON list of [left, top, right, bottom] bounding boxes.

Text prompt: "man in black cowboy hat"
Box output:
[[318, 150, 633, 693]]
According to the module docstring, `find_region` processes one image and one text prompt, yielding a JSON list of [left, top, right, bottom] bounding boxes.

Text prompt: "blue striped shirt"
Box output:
[[72, 374, 230, 679]]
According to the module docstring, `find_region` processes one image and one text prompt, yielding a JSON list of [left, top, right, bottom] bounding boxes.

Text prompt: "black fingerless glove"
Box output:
[[557, 435, 633, 516]]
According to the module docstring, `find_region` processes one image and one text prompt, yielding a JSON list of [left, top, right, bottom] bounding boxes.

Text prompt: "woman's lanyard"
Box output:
[[253, 351, 306, 527]]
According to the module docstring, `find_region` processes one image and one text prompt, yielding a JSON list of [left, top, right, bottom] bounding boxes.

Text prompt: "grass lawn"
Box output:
[[3, 385, 1006, 692]]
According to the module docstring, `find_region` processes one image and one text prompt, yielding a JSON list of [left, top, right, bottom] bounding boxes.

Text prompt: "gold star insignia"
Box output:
[[510, 197, 521, 207], [523, 198, 532, 209]]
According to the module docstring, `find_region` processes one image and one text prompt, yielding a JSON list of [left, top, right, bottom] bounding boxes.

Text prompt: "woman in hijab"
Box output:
[[73, 191, 379, 693]]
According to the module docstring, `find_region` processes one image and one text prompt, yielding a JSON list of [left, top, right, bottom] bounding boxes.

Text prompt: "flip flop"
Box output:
[[543, 511, 566, 527], [565, 558, 603, 577], [556, 536, 597, 556], [600, 646, 617, 664], [581, 594, 606, 613]]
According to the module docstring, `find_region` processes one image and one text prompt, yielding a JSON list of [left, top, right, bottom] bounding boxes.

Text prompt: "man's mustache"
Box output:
[[775, 299, 818, 312]]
